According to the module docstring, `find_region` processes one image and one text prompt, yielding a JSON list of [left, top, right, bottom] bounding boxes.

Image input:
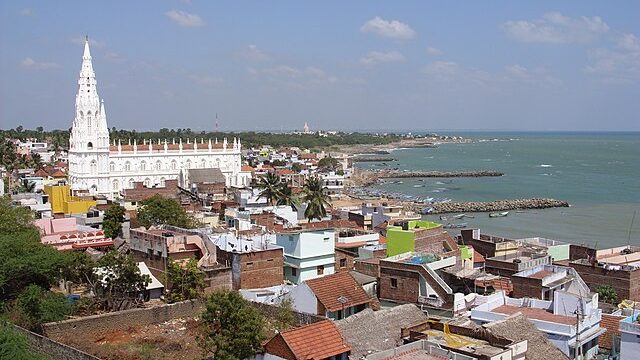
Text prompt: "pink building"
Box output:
[[35, 217, 113, 251]]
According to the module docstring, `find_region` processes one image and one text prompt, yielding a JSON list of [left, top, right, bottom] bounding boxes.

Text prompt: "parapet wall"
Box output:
[[12, 324, 100, 360], [43, 300, 204, 343]]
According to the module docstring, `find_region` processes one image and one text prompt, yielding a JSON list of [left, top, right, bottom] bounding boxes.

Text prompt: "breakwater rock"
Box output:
[[352, 157, 397, 162], [429, 198, 569, 214], [377, 170, 504, 178]]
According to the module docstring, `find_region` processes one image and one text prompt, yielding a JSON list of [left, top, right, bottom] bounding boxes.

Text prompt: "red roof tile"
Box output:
[[241, 165, 254, 172], [279, 320, 351, 360], [305, 272, 370, 312], [473, 251, 485, 263], [599, 314, 625, 349]]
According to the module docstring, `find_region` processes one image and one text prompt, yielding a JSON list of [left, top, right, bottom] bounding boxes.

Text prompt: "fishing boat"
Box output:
[[489, 211, 509, 218], [421, 207, 434, 215], [443, 222, 467, 229], [453, 214, 466, 219]]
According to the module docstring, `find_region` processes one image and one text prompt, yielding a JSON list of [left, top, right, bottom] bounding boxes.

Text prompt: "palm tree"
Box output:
[[21, 179, 36, 193], [302, 176, 331, 222], [256, 172, 282, 205], [276, 182, 298, 211]]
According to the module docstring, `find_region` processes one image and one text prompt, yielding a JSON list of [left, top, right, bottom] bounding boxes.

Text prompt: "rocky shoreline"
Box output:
[[351, 156, 397, 162], [350, 169, 503, 187], [421, 198, 570, 214]]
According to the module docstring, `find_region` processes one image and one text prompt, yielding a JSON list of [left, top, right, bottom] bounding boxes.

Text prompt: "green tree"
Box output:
[[137, 195, 193, 228], [102, 204, 126, 239], [0, 197, 34, 234], [302, 176, 331, 222], [90, 251, 150, 311], [198, 290, 265, 360], [0, 321, 48, 360], [166, 258, 205, 303], [595, 285, 618, 304], [290, 163, 303, 173], [256, 172, 282, 206], [0, 230, 68, 302], [13, 285, 71, 332], [19, 179, 36, 193], [276, 182, 298, 211], [274, 298, 295, 331], [317, 156, 339, 172]]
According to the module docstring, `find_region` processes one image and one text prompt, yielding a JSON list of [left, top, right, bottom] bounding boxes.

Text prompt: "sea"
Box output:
[[355, 132, 640, 248]]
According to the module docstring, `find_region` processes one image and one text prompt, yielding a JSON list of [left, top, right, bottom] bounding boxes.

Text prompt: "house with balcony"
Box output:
[[282, 271, 371, 320], [470, 290, 605, 360], [378, 252, 465, 313], [619, 312, 640, 360], [320, 171, 344, 196], [35, 217, 114, 251], [276, 229, 336, 284], [385, 220, 458, 257]]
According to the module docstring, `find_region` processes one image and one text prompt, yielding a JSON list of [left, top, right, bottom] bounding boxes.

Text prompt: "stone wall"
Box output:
[[42, 300, 205, 344], [379, 266, 420, 304], [568, 262, 640, 302], [335, 248, 356, 272], [13, 324, 100, 360], [251, 302, 325, 326]]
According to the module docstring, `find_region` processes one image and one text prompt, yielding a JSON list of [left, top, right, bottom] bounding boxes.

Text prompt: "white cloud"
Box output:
[[235, 44, 270, 62], [105, 51, 127, 63], [585, 33, 640, 84], [426, 47, 443, 56], [20, 58, 60, 70], [360, 51, 405, 66], [503, 12, 609, 44], [422, 61, 561, 88], [165, 10, 205, 27], [261, 65, 337, 89], [20, 8, 32, 16], [360, 16, 416, 40]]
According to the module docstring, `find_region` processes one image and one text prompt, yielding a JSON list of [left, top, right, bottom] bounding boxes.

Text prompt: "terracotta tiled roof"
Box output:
[[50, 169, 66, 177], [34, 168, 50, 177], [305, 272, 370, 312], [279, 320, 351, 360], [473, 251, 485, 263], [301, 219, 360, 230], [241, 165, 254, 172]]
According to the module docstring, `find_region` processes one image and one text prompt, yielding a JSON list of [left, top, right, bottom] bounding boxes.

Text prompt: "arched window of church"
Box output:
[[160, 177, 166, 187], [124, 161, 131, 171], [186, 160, 192, 168], [171, 160, 177, 170], [109, 162, 116, 172], [140, 161, 147, 171], [144, 178, 151, 187], [155, 161, 162, 171], [201, 159, 206, 168], [128, 178, 134, 188], [87, 142, 93, 150], [90, 160, 97, 175], [112, 180, 119, 191]]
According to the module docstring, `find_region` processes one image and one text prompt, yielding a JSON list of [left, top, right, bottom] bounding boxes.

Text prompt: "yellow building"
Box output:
[[44, 185, 96, 215]]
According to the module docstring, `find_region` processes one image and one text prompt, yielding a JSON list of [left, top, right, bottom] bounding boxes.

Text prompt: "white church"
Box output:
[[68, 39, 249, 199]]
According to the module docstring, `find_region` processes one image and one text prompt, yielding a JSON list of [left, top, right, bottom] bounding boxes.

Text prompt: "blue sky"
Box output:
[[1, 1, 639, 131]]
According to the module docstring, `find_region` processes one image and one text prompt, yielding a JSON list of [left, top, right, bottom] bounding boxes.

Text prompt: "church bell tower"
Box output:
[[68, 37, 111, 196]]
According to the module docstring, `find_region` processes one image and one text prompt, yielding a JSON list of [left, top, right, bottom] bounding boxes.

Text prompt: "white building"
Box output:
[[276, 229, 335, 284], [68, 39, 247, 199], [620, 313, 640, 360]]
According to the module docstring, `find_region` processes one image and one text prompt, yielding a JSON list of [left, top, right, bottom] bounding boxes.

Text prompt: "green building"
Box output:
[[386, 220, 442, 257]]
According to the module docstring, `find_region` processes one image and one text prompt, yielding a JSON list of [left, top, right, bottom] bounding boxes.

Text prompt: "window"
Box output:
[[291, 268, 297, 276], [90, 160, 97, 175], [201, 159, 206, 168], [171, 160, 177, 170], [87, 142, 93, 150], [125, 161, 131, 171], [140, 161, 147, 171], [109, 162, 116, 172], [317, 265, 324, 275], [390, 278, 398, 289], [339, 258, 347, 268], [323, 237, 330, 243], [112, 180, 119, 191], [246, 262, 253, 268], [155, 161, 161, 171]]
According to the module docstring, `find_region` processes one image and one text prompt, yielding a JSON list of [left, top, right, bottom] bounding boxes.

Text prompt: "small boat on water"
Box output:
[[489, 211, 509, 218], [443, 222, 467, 229], [439, 215, 448, 221], [453, 214, 466, 219], [421, 207, 434, 215]]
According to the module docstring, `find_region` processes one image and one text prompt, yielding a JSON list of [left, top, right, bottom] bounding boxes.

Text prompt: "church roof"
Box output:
[[187, 168, 226, 184]]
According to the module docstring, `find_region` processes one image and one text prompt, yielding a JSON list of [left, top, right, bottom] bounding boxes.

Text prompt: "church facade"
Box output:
[[68, 39, 248, 199]]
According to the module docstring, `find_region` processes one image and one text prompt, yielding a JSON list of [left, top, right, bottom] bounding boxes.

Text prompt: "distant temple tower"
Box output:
[[68, 38, 111, 196], [303, 122, 310, 134]]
